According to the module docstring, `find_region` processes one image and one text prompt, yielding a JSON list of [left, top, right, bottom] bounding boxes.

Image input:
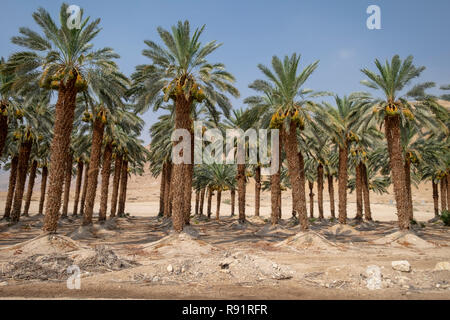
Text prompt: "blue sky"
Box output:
[[1, 0, 449, 144]]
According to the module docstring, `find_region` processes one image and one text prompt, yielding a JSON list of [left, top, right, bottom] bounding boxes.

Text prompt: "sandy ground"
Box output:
[[0, 172, 449, 300]]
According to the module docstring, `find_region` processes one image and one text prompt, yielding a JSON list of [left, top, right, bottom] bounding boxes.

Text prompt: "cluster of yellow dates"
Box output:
[[162, 80, 206, 103], [269, 108, 305, 130], [13, 128, 34, 142], [406, 151, 419, 165], [39, 68, 88, 92], [82, 108, 107, 124]]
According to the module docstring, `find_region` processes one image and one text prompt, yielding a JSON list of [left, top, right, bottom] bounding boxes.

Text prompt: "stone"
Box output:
[[392, 260, 411, 272], [366, 265, 382, 290], [167, 264, 173, 273], [434, 262, 450, 271]]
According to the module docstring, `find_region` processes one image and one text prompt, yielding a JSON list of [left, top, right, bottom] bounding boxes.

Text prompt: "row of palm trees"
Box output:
[[144, 24, 449, 232], [0, 4, 448, 236], [0, 4, 148, 230]]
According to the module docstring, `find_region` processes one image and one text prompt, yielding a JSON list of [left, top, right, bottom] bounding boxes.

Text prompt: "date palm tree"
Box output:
[[4, 3, 123, 232], [359, 55, 447, 230], [247, 54, 321, 231], [129, 20, 239, 232], [314, 94, 364, 224]]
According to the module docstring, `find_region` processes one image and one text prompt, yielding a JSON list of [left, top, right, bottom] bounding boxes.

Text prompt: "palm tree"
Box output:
[[314, 94, 363, 224], [194, 163, 236, 220], [129, 20, 239, 232], [2, 139, 19, 219], [5, 3, 123, 232], [359, 55, 446, 230], [247, 54, 320, 231]]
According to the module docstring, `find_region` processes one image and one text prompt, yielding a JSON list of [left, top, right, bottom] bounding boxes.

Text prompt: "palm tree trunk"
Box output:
[[11, 140, 32, 222], [72, 161, 83, 216], [432, 181, 439, 216], [38, 165, 48, 216], [207, 188, 213, 218], [199, 188, 206, 216], [327, 174, 335, 218], [440, 178, 447, 213], [43, 78, 78, 233], [230, 189, 235, 216], [83, 117, 105, 225], [163, 162, 172, 217], [158, 162, 167, 217], [3, 155, 18, 219], [194, 190, 199, 216], [23, 160, 38, 217], [110, 156, 122, 218], [117, 160, 128, 217], [255, 165, 261, 216], [338, 143, 349, 224], [447, 174, 450, 211], [183, 134, 194, 225], [172, 94, 192, 232], [361, 163, 372, 221], [385, 116, 409, 230], [355, 162, 363, 221], [308, 181, 314, 218], [317, 164, 324, 220], [99, 142, 113, 221], [282, 123, 308, 231], [80, 163, 89, 216], [404, 157, 414, 220], [271, 169, 280, 225], [0, 109, 7, 157], [61, 152, 73, 218], [237, 164, 246, 223], [297, 150, 307, 225], [216, 190, 222, 220]]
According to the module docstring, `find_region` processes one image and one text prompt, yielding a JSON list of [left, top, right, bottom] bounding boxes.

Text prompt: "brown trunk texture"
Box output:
[[117, 160, 128, 216], [385, 116, 409, 230], [216, 190, 222, 220], [199, 188, 206, 216], [230, 189, 235, 216], [72, 161, 83, 216], [80, 163, 89, 216], [328, 174, 335, 218], [447, 174, 450, 211], [183, 133, 194, 225], [361, 163, 372, 221], [255, 166, 261, 216], [38, 165, 48, 215], [237, 164, 246, 223], [3, 155, 19, 218], [61, 152, 73, 218], [110, 156, 122, 218], [11, 140, 32, 222], [83, 118, 105, 225], [0, 114, 8, 157], [282, 123, 308, 230], [297, 151, 307, 223], [99, 142, 113, 221], [163, 162, 172, 217], [43, 78, 78, 233], [338, 144, 349, 224], [207, 188, 213, 218], [158, 162, 167, 216], [440, 178, 447, 212], [309, 181, 314, 218], [432, 181, 439, 216], [355, 162, 363, 221], [317, 164, 324, 219], [194, 190, 199, 216], [23, 160, 38, 216], [404, 158, 413, 220], [171, 94, 192, 232]]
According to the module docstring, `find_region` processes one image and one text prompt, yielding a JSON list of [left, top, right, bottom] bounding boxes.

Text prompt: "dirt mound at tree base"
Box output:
[[372, 231, 436, 249], [276, 231, 345, 252], [142, 230, 220, 257], [246, 216, 267, 225], [324, 224, 361, 237], [68, 224, 117, 240], [1, 234, 85, 256], [255, 224, 295, 237]]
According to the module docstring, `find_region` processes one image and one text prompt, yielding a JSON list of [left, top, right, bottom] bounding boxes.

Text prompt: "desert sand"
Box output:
[[0, 171, 449, 300]]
